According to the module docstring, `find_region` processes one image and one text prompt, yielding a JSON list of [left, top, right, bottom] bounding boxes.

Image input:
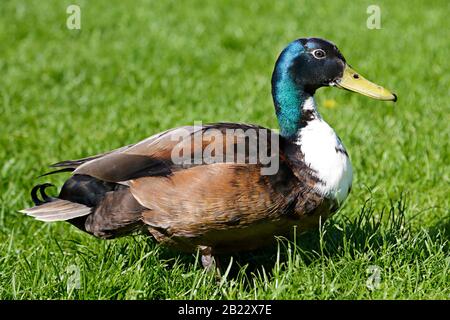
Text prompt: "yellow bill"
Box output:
[[335, 65, 397, 101]]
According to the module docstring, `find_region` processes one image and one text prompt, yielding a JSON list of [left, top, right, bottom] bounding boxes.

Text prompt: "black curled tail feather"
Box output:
[[31, 183, 57, 205]]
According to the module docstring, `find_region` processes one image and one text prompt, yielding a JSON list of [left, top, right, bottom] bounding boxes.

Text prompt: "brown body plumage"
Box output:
[[42, 125, 333, 249]]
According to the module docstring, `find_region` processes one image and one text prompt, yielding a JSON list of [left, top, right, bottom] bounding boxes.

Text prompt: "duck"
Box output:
[[21, 38, 396, 269]]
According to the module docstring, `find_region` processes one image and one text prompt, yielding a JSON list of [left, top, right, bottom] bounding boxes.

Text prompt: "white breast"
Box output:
[[296, 115, 353, 204]]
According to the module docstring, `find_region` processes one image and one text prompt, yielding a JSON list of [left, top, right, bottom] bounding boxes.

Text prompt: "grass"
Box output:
[[0, 0, 448, 299]]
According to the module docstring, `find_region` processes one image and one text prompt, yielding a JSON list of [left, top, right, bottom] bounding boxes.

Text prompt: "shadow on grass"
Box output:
[[149, 195, 449, 283], [218, 197, 412, 277]]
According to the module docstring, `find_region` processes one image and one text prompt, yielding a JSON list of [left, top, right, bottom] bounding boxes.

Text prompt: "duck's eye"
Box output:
[[312, 49, 326, 59]]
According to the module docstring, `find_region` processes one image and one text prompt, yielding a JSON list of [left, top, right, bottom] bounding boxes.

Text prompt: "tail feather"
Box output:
[[38, 168, 74, 178], [31, 183, 56, 205], [22, 183, 92, 222], [20, 199, 92, 222], [21, 175, 144, 239]]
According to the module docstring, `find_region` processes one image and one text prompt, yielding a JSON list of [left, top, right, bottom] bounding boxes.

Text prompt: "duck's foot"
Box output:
[[199, 246, 221, 276]]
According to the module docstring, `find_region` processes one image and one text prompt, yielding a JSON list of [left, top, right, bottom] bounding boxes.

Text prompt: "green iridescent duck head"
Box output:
[[272, 38, 396, 137]]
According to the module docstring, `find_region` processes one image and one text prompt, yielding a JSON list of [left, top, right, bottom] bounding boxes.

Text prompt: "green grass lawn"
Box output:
[[0, 0, 449, 299]]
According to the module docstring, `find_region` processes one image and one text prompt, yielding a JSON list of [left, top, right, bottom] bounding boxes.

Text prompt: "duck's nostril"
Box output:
[[353, 74, 359, 79]]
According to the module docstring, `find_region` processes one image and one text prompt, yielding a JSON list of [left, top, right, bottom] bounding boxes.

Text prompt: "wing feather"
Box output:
[[60, 123, 280, 183]]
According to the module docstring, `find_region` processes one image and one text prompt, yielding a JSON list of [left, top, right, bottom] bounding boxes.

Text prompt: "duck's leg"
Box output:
[[199, 246, 220, 273]]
